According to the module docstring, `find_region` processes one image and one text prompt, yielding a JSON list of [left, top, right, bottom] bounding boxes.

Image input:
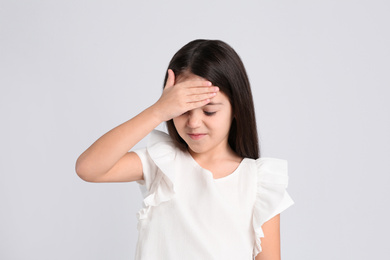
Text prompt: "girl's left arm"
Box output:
[[255, 214, 281, 260]]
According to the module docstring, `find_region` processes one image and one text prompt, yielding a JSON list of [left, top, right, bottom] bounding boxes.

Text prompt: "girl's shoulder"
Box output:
[[251, 156, 294, 256], [254, 157, 288, 182], [147, 129, 175, 146], [242, 157, 288, 181]]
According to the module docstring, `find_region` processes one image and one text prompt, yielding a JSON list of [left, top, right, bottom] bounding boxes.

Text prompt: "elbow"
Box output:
[[75, 157, 97, 182]]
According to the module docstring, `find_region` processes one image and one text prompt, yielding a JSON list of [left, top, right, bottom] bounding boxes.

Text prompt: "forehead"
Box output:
[[209, 91, 229, 103]]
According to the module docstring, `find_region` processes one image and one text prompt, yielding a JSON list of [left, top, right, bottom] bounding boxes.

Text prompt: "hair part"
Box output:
[[164, 39, 260, 159]]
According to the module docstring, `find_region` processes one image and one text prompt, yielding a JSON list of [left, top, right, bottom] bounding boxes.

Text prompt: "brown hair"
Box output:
[[164, 39, 260, 159]]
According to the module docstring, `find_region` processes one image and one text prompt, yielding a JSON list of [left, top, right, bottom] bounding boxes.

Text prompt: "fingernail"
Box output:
[[214, 87, 219, 91]]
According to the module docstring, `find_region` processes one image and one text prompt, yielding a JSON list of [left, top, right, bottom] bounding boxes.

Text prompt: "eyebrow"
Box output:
[[206, 102, 223, 106]]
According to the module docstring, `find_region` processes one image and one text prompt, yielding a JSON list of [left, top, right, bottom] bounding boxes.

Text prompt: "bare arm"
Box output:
[[75, 70, 219, 182], [255, 214, 281, 260], [75, 106, 162, 182]]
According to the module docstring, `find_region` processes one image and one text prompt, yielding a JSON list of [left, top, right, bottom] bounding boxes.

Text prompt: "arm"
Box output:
[[255, 214, 281, 260], [75, 106, 162, 183], [75, 70, 219, 182]]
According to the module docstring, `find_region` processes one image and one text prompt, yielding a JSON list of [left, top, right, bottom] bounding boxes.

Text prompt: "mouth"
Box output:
[[188, 133, 207, 140]]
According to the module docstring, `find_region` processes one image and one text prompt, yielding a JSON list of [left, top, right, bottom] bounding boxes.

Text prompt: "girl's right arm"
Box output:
[[75, 70, 218, 183], [75, 105, 163, 183]]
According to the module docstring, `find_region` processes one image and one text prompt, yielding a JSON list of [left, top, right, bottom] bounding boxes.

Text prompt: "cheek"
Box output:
[[221, 111, 234, 132], [207, 114, 232, 132], [217, 110, 233, 123], [172, 117, 184, 132]]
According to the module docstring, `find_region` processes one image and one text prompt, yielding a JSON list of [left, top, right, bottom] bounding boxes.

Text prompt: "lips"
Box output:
[[188, 133, 207, 140]]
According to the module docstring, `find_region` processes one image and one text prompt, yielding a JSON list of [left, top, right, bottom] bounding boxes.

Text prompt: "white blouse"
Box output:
[[134, 130, 294, 260]]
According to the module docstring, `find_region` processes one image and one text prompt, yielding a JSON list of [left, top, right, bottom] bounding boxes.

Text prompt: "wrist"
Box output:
[[147, 103, 167, 123]]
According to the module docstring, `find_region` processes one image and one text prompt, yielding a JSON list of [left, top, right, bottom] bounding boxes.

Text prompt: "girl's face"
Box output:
[[173, 73, 233, 157]]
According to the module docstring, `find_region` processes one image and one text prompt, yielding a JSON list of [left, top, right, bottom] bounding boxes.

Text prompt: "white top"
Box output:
[[134, 130, 294, 260]]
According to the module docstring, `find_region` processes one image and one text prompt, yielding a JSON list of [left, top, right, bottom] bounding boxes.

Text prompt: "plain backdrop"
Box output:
[[1, 1, 389, 259]]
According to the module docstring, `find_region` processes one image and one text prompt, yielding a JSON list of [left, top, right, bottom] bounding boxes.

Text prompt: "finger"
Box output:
[[165, 69, 175, 89], [186, 92, 217, 103], [188, 98, 213, 109], [182, 80, 213, 88], [186, 86, 219, 95]]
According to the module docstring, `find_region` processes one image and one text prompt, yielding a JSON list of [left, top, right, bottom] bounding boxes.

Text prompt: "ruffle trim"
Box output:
[[252, 157, 294, 257], [136, 130, 177, 229]]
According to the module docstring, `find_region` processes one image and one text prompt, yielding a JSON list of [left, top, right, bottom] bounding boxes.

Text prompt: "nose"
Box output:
[[186, 110, 202, 129]]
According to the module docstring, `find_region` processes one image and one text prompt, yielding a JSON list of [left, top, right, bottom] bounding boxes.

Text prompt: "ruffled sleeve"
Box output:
[[133, 130, 177, 230], [252, 157, 294, 257]]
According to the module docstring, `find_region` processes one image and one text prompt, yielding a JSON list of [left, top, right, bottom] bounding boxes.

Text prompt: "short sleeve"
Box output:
[[132, 130, 178, 229], [252, 157, 294, 256], [133, 148, 158, 198]]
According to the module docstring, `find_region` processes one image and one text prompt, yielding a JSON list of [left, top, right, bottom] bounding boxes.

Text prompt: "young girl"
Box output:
[[76, 39, 294, 260]]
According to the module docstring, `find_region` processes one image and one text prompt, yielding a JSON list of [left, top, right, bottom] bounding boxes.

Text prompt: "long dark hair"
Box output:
[[164, 39, 260, 159]]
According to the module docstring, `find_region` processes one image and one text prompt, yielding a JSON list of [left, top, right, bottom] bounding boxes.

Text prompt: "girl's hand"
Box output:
[[153, 69, 219, 122]]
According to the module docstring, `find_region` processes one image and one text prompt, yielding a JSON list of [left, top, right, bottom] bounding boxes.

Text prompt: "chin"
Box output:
[[186, 143, 209, 154]]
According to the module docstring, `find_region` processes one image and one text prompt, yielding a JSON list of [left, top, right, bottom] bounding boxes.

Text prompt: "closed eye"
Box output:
[[204, 111, 216, 116]]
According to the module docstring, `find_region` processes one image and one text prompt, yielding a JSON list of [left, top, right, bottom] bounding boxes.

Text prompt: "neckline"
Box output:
[[185, 152, 247, 181]]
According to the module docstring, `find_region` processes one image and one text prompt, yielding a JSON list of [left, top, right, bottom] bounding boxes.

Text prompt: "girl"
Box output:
[[76, 39, 294, 260]]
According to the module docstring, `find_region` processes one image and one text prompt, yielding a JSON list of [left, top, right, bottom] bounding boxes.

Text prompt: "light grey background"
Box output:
[[1, 1, 389, 259]]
